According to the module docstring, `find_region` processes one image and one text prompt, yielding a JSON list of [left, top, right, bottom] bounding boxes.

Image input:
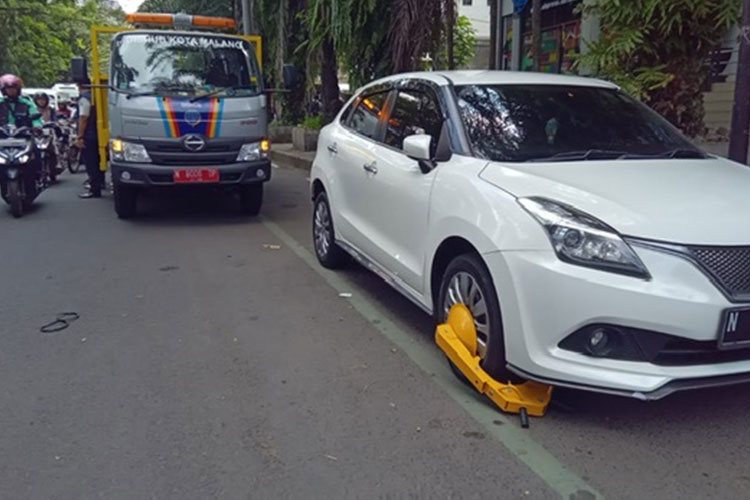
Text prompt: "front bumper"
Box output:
[[110, 159, 271, 187], [486, 245, 750, 398]]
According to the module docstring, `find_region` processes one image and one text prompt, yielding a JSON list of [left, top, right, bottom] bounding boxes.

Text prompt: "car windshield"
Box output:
[[111, 33, 262, 98], [455, 84, 704, 162]]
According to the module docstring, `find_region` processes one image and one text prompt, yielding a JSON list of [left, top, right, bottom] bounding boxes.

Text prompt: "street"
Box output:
[[2, 165, 750, 500]]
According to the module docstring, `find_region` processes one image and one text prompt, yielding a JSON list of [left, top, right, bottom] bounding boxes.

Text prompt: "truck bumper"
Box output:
[[110, 160, 271, 187]]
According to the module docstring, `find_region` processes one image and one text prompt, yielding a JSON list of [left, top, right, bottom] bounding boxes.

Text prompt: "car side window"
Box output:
[[347, 91, 389, 140], [384, 89, 443, 154]]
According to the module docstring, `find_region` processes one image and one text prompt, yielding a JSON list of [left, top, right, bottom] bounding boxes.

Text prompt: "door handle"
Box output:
[[327, 143, 338, 154], [363, 162, 378, 175]]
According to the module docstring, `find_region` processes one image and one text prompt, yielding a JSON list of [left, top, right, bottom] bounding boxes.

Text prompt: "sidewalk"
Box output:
[[270, 143, 315, 171]]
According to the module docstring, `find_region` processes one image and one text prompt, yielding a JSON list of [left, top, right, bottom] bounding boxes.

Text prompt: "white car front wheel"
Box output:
[[438, 253, 515, 381]]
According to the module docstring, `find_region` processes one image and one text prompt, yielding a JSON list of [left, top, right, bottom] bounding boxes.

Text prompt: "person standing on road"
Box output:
[[76, 78, 103, 199]]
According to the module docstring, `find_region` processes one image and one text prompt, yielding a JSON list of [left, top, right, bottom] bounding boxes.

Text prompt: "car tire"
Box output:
[[437, 253, 516, 382], [114, 183, 137, 219], [239, 184, 263, 216], [313, 191, 346, 269]]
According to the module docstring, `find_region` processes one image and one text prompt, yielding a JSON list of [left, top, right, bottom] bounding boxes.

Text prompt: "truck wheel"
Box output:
[[8, 179, 23, 218], [239, 184, 263, 216], [313, 191, 346, 269], [437, 253, 516, 382], [114, 183, 137, 219]]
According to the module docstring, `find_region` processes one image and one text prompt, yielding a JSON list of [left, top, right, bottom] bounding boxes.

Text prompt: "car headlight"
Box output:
[[518, 197, 650, 279], [236, 139, 270, 162], [111, 139, 151, 163]]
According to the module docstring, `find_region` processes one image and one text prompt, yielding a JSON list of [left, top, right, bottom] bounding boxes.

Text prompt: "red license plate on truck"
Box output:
[[173, 168, 219, 183]]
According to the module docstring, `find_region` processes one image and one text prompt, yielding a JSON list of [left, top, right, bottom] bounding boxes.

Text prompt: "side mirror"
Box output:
[[282, 64, 302, 89], [71, 57, 88, 85], [403, 134, 432, 162]]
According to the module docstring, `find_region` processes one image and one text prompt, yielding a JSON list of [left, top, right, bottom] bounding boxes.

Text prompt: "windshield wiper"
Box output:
[[125, 86, 197, 99], [191, 85, 258, 102], [527, 149, 631, 162], [656, 148, 708, 159]]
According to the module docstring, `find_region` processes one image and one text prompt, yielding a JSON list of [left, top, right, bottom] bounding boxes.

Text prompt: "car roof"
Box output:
[[360, 70, 618, 92]]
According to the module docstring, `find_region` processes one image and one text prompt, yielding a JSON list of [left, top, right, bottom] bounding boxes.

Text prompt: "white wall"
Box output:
[[458, 1, 491, 40]]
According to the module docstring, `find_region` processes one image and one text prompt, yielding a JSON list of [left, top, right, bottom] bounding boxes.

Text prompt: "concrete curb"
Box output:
[[270, 144, 315, 171]]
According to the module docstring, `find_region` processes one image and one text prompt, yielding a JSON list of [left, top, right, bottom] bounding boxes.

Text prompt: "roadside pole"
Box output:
[[729, 0, 750, 164], [241, 0, 252, 35]]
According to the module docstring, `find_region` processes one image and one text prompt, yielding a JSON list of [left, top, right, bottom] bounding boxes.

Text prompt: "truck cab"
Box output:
[[79, 14, 270, 219]]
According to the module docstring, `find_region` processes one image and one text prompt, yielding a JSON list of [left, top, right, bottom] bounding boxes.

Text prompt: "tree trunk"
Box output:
[[447, 0, 455, 70], [489, 0, 498, 69], [320, 35, 341, 124], [532, 0, 541, 72], [729, 0, 750, 164]]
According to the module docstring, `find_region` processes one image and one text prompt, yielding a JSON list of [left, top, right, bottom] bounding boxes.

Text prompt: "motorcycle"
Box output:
[[37, 123, 61, 184], [0, 122, 44, 218], [57, 118, 82, 173]]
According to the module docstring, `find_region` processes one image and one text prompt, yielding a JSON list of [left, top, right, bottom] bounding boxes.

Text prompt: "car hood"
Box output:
[[479, 157, 750, 245]]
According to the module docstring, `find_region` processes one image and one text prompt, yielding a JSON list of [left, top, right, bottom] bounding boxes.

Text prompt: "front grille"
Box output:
[[688, 246, 750, 300]]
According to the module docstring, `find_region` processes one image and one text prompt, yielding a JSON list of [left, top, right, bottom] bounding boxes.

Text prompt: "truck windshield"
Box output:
[[455, 84, 704, 162], [111, 33, 262, 98]]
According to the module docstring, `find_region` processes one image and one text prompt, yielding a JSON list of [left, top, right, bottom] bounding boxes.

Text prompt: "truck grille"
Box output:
[[688, 246, 750, 301]]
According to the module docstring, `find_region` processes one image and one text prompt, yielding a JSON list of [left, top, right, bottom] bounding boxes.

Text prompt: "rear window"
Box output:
[[455, 84, 701, 162]]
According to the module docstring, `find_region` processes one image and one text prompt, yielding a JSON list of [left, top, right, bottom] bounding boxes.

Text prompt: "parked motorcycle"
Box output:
[[0, 123, 44, 218]]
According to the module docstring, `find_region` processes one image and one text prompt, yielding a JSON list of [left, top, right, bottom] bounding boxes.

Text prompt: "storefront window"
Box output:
[[519, 0, 581, 74]]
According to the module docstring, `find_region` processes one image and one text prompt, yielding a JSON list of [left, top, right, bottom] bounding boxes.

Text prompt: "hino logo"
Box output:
[[183, 135, 206, 152]]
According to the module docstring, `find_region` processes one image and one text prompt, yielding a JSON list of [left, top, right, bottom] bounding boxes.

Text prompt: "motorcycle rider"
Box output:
[[33, 92, 56, 123], [56, 100, 72, 120], [0, 74, 43, 128]]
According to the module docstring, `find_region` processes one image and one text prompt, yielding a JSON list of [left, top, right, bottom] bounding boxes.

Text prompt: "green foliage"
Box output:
[[577, 0, 742, 137], [0, 0, 124, 87], [301, 114, 324, 130], [432, 14, 476, 70], [137, 0, 232, 18]]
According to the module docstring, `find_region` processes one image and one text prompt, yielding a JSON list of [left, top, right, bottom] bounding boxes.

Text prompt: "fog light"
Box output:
[[121, 171, 131, 181], [256, 168, 265, 179], [586, 327, 618, 357]]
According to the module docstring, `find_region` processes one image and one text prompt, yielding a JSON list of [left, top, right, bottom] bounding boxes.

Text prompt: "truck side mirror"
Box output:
[[282, 64, 302, 89], [71, 57, 88, 85]]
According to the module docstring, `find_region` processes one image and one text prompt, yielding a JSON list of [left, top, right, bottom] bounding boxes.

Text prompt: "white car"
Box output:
[[310, 70, 750, 400]]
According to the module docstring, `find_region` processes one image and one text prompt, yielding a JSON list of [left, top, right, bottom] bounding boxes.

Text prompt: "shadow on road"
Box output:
[[120, 188, 262, 227]]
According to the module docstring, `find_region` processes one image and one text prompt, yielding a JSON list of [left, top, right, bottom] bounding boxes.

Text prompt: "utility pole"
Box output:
[[447, 0, 455, 70], [489, 0, 498, 69], [241, 0, 253, 35], [532, 0, 542, 72], [729, 0, 750, 164]]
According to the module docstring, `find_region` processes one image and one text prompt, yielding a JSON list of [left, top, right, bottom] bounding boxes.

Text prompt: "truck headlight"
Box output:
[[111, 139, 151, 163], [518, 197, 650, 279], [236, 139, 270, 162]]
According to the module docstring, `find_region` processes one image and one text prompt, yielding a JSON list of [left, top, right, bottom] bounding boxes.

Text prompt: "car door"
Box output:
[[324, 90, 392, 254], [354, 84, 445, 295]]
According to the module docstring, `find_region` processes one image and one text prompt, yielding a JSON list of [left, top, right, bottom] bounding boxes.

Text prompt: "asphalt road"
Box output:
[[1, 166, 749, 500]]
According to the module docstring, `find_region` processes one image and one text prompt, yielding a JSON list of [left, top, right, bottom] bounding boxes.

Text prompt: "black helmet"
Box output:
[[33, 92, 50, 107]]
